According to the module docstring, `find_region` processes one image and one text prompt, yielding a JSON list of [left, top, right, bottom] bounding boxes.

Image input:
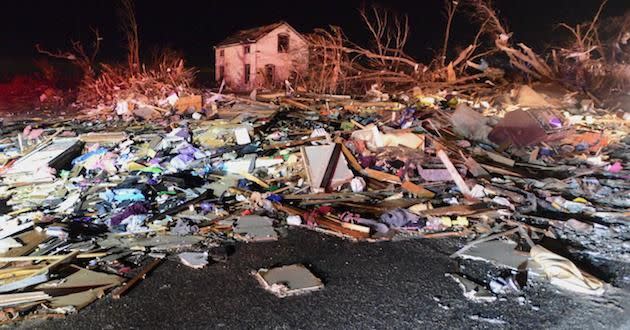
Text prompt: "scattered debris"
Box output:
[[0, 3, 627, 324], [446, 273, 497, 303], [468, 314, 509, 325]]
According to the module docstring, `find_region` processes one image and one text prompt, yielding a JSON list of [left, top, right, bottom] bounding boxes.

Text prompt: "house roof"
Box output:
[[215, 21, 304, 48]]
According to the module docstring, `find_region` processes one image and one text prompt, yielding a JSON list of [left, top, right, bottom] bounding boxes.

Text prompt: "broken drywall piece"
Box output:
[[452, 239, 529, 271], [98, 234, 204, 250], [301, 144, 353, 192], [36, 266, 123, 290], [0, 273, 49, 294], [445, 273, 496, 303], [233, 215, 278, 242], [0, 237, 22, 253], [223, 154, 257, 174], [4, 137, 83, 184], [48, 289, 107, 310], [36, 266, 122, 309], [450, 104, 493, 143], [234, 127, 252, 145], [178, 252, 209, 269], [253, 264, 324, 298], [0, 214, 35, 240]]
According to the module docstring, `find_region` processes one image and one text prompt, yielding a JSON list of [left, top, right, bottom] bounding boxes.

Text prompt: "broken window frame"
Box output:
[[244, 64, 251, 84], [277, 34, 289, 53], [218, 65, 225, 81]]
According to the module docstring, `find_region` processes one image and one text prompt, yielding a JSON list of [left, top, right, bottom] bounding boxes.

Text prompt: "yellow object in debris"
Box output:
[[127, 162, 146, 172], [573, 197, 589, 204], [441, 216, 469, 227]]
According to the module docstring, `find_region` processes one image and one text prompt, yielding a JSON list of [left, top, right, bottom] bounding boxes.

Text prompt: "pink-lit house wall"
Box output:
[[214, 22, 308, 91]]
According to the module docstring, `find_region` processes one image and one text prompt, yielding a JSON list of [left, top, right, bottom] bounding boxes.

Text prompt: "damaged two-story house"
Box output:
[[214, 22, 309, 91]]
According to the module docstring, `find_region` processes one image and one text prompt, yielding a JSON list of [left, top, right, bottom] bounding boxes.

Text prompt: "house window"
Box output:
[[219, 49, 224, 57], [244, 64, 251, 83], [218, 65, 224, 81], [278, 34, 289, 53], [244, 45, 250, 54]]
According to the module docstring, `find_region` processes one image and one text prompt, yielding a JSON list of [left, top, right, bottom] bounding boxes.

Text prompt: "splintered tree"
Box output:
[[555, 0, 630, 97], [35, 0, 195, 108], [304, 4, 502, 94], [467, 0, 628, 99]]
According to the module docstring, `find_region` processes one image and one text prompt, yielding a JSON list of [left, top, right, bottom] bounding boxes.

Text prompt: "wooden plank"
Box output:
[[464, 156, 489, 177], [401, 181, 435, 198], [112, 258, 162, 299], [437, 150, 472, 197], [339, 142, 363, 172], [321, 144, 341, 191], [420, 204, 489, 217], [79, 132, 127, 144], [274, 203, 369, 239], [238, 172, 270, 189], [485, 151, 515, 167], [281, 98, 313, 111], [0, 252, 107, 263], [480, 163, 523, 177], [363, 168, 401, 184], [264, 136, 325, 150], [0, 230, 48, 259]]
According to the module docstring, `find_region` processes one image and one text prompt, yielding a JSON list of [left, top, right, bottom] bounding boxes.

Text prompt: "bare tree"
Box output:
[[441, 0, 459, 68], [467, 0, 555, 80], [36, 28, 102, 79], [120, 0, 140, 73]]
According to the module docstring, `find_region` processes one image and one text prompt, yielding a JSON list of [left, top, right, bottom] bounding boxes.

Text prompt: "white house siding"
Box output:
[[215, 24, 308, 91]]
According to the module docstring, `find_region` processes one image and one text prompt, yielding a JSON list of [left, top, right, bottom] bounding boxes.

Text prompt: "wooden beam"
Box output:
[[401, 181, 435, 198], [112, 258, 162, 299], [437, 149, 472, 197]]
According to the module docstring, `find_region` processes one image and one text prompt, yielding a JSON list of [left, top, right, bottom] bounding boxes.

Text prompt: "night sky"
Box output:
[[1, 0, 627, 70]]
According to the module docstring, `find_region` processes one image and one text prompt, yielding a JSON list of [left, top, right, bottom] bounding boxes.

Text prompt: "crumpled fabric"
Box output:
[[358, 155, 377, 168], [120, 214, 148, 233], [23, 125, 44, 140], [171, 218, 199, 235], [530, 245, 604, 295], [112, 188, 145, 203], [170, 153, 195, 171], [303, 206, 333, 226], [110, 202, 149, 226], [379, 208, 421, 228], [397, 107, 416, 128], [72, 147, 108, 166], [340, 212, 388, 233], [345, 139, 366, 154]]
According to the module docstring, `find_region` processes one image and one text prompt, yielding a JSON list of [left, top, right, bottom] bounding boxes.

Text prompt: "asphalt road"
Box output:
[[19, 228, 630, 329]]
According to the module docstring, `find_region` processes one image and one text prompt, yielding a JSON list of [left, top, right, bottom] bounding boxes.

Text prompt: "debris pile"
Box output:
[[0, 81, 627, 323]]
